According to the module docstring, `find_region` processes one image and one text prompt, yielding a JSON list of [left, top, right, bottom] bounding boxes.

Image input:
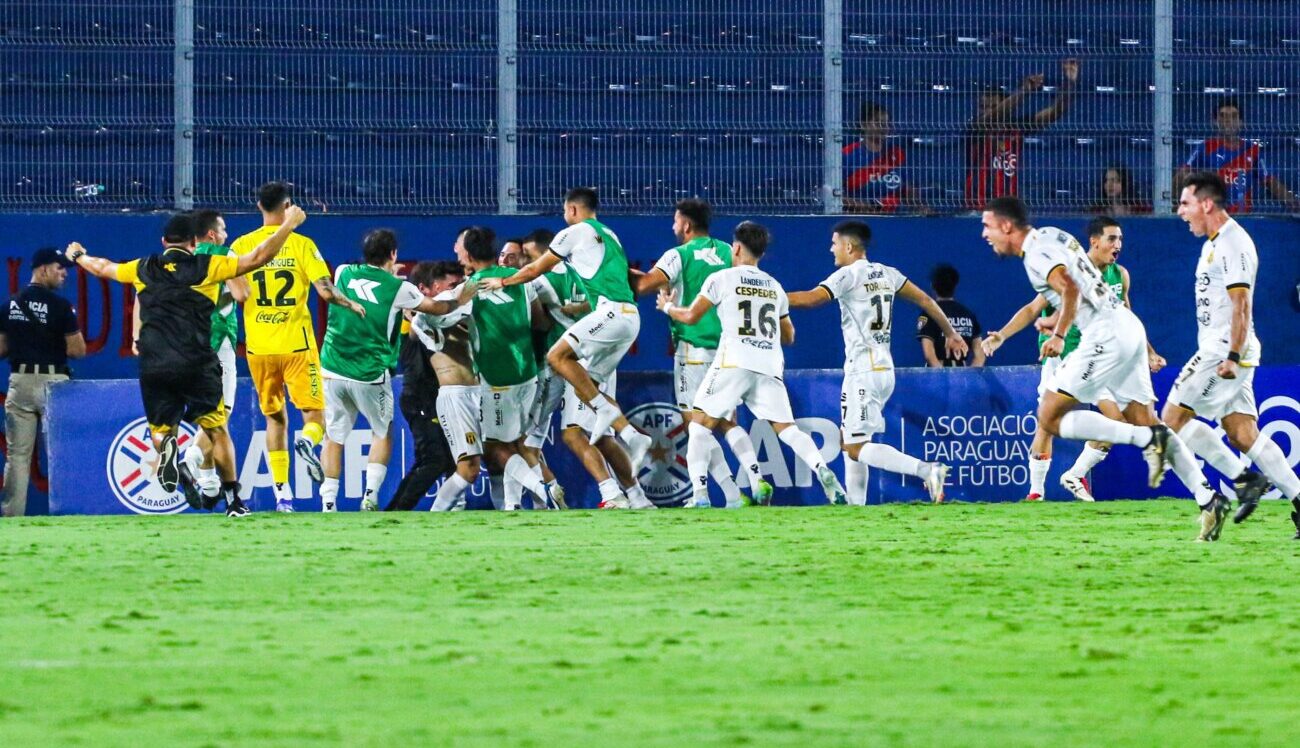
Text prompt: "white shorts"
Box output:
[[841, 369, 894, 444], [437, 384, 483, 461], [525, 365, 566, 447], [562, 371, 617, 435], [324, 377, 394, 443], [216, 338, 237, 411], [694, 366, 794, 424], [1167, 350, 1258, 421], [1051, 312, 1155, 407], [564, 299, 640, 383], [1039, 354, 1115, 404], [675, 342, 726, 413], [481, 379, 537, 443]]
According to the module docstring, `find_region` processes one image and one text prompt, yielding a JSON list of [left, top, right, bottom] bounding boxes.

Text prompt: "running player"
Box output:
[[981, 197, 1231, 541], [229, 182, 365, 510], [1166, 172, 1290, 535], [67, 207, 309, 516], [658, 221, 847, 507], [317, 229, 476, 513], [787, 220, 963, 504], [634, 199, 771, 507], [481, 188, 653, 475]]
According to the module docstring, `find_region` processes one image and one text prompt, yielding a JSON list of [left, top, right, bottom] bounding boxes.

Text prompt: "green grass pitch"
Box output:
[[2, 500, 1298, 747]]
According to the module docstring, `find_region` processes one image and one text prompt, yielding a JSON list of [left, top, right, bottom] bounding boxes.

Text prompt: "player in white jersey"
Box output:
[[982, 197, 1231, 541], [1165, 172, 1293, 536], [787, 220, 966, 504], [658, 221, 847, 507]]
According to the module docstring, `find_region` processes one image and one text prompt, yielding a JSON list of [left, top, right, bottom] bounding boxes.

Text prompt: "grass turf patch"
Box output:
[[2, 500, 1298, 746]]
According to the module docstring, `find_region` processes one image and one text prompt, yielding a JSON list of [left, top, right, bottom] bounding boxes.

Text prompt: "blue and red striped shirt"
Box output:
[[843, 139, 907, 212], [1185, 138, 1273, 214]]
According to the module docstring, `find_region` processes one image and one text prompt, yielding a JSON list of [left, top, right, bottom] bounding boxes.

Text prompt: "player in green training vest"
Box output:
[[457, 226, 560, 511], [482, 188, 656, 509], [983, 217, 1167, 502], [633, 198, 772, 507], [317, 229, 475, 512]]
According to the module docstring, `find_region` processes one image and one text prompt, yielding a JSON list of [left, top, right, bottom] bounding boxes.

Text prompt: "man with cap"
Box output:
[[0, 247, 86, 517]]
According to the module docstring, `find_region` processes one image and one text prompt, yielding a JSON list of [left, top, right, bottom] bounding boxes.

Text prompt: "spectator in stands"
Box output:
[[843, 102, 927, 214], [1176, 98, 1300, 214], [0, 248, 86, 517], [916, 264, 984, 368], [965, 59, 1080, 208], [1092, 165, 1152, 216], [498, 238, 525, 269]]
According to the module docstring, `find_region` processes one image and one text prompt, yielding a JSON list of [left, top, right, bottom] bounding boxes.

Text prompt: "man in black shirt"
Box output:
[[917, 264, 985, 367], [0, 247, 86, 516], [386, 260, 461, 510], [67, 208, 307, 516]]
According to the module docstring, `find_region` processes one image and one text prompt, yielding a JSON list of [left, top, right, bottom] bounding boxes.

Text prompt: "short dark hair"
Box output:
[[733, 221, 770, 259], [1086, 215, 1121, 239], [462, 226, 497, 262], [1214, 97, 1242, 118], [564, 186, 599, 211], [930, 264, 959, 298], [362, 228, 397, 266], [832, 220, 872, 250], [984, 196, 1031, 228], [162, 212, 195, 244], [522, 228, 555, 248], [501, 238, 525, 249], [409, 260, 464, 288], [860, 100, 888, 122], [675, 198, 712, 232], [257, 181, 291, 211], [1181, 170, 1229, 210], [191, 209, 223, 240]]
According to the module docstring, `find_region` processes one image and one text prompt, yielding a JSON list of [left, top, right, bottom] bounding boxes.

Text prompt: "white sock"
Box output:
[[524, 432, 545, 450], [530, 461, 545, 483], [778, 427, 826, 472], [707, 440, 741, 503], [844, 459, 867, 506], [1066, 445, 1110, 479], [320, 477, 339, 509], [275, 481, 293, 503], [488, 474, 505, 510], [432, 473, 470, 511], [183, 444, 203, 470], [686, 422, 713, 496], [597, 478, 623, 503], [505, 454, 547, 499], [363, 463, 387, 504], [725, 426, 762, 485], [1059, 410, 1151, 446], [1029, 454, 1050, 496], [855, 442, 927, 478], [588, 398, 620, 445], [1177, 419, 1246, 478], [1247, 437, 1300, 500], [624, 481, 653, 508], [198, 467, 221, 497], [1164, 432, 1216, 507], [619, 424, 641, 443]]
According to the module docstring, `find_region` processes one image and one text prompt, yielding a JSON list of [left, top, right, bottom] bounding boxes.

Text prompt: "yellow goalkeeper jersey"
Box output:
[[231, 226, 331, 355]]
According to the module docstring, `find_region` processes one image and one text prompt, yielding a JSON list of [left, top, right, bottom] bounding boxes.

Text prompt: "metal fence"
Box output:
[[0, 1, 1295, 214]]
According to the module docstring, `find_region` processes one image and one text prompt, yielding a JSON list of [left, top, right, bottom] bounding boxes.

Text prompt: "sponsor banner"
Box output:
[[41, 365, 1300, 514]]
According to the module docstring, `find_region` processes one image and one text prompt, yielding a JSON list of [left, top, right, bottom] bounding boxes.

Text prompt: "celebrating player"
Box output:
[[981, 197, 1231, 541], [658, 221, 847, 507], [229, 182, 365, 510], [787, 220, 962, 504], [635, 198, 770, 507], [1165, 172, 1292, 535]]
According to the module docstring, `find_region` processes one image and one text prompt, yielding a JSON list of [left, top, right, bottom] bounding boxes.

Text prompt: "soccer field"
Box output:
[[2, 502, 1298, 747]]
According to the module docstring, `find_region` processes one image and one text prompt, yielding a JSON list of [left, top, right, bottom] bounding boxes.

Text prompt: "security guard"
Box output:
[[0, 247, 86, 517]]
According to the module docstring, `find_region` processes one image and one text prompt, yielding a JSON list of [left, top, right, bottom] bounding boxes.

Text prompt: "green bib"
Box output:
[[667, 236, 731, 349], [1038, 262, 1125, 361], [541, 265, 589, 359], [321, 264, 408, 382], [194, 241, 238, 350], [471, 265, 538, 387], [581, 219, 634, 304]]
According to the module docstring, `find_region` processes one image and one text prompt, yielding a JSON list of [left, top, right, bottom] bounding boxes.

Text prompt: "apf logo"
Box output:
[[627, 402, 691, 507], [1217, 395, 1300, 499], [105, 418, 197, 514]]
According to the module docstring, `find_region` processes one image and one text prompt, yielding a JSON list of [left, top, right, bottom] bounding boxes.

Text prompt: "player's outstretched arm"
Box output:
[[787, 286, 833, 309], [633, 267, 671, 296], [63, 242, 121, 281], [415, 279, 479, 316], [898, 281, 968, 361], [982, 295, 1048, 358], [312, 275, 367, 318], [486, 252, 560, 291], [657, 288, 712, 326], [234, 205, 306, 276]]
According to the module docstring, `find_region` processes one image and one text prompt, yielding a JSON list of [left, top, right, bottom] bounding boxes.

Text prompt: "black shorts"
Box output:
[[140, 359, 226, 433]]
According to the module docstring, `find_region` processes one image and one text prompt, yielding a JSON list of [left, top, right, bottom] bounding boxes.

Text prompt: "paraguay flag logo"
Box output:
[[626, 402, 692, 507], [105, 418, 197, 515]]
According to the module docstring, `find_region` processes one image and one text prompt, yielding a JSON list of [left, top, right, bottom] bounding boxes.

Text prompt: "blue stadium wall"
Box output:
[[2, 214, 1298, 385]]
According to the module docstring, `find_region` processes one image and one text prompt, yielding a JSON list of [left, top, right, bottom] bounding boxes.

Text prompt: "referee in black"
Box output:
[[386, 260, 459, 510], [66, 207, 308, 516], [0, 247, 86, 517]]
